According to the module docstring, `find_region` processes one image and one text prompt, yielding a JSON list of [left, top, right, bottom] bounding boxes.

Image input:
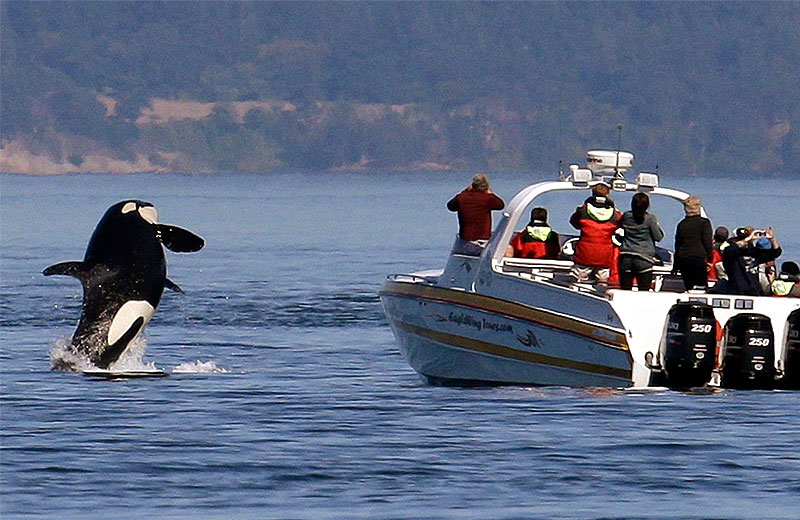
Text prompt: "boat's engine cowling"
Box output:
[[721, 313, 776, 389], [661, 302, 716, 388], [778, 310, 800, 390]]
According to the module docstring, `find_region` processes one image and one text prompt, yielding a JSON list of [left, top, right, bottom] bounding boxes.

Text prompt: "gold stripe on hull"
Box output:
[[381, 280, 628, 351], [391, 319, 631, 380]]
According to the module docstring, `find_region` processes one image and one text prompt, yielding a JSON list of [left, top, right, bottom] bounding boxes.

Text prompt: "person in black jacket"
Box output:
[[673, 196, 713, 291], [722, 227, 782, 296], [618, 192, 664, 291]]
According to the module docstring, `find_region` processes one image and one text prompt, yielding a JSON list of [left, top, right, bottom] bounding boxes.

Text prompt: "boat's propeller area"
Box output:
[[648, 302, 717, 389], [720, 313, 776, 389], [646, 304, 800, 391], [777, 309, 800, 390]]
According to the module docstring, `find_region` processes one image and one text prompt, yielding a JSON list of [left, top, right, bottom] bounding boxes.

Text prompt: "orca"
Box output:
[[44, 200, 204, 369]]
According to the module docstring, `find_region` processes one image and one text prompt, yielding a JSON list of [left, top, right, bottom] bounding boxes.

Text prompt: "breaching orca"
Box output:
[[44, 200, 204, 369]]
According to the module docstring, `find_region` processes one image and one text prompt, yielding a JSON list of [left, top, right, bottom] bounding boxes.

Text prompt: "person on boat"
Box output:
[[569, 183, 621, 283], [673, 196, 713, 291], [505, 207, 561, 259], [753, 237, 779, 293], [771, 261, 800, 297], [447, 173, 505, 255], [708, 226, 729, 290], [722, 226, 782, 296], [616, 192, 664, 291]]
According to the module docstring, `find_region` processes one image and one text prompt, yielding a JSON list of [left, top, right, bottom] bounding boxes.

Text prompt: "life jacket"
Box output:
[[771, 278, 797, 297], [607, 246, 620, 286], [572, 198, 620, 268], [708, 248, 724, 281], [512, 224, 559, 259]]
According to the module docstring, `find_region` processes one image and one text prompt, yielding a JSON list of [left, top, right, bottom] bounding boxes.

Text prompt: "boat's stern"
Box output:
[[609, 290, 800, 389]]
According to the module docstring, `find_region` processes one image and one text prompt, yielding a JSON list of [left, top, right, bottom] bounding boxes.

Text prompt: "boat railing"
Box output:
[[497, 253, 693, 295]]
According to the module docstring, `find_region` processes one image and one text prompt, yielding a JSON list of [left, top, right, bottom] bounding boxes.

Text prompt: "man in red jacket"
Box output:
[[569, 183, 621, 283], [447, 173, 505, 254]]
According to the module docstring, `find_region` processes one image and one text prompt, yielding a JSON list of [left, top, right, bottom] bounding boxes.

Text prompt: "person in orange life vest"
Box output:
[[708, 226, 729, 282], [447, 173, 505, 254], [505, 207, 560, 259], [569, 183, 621, 283], [771, 261, 800, 297]]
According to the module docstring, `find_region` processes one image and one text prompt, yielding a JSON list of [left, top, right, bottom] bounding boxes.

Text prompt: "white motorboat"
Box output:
[[380, 151, 800, 389]]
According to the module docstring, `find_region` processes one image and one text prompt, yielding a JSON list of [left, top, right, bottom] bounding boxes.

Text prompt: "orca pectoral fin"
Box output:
[[156, 224, 205, 253], [165, 278, 183, 293], [43, 261, 88, 280]]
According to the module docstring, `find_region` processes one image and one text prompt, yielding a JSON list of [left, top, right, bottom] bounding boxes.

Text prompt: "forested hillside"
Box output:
[[1, 1, 798, 176]]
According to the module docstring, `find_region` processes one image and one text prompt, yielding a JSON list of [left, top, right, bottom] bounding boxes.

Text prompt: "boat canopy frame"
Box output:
[[486, 177, 703, 265]]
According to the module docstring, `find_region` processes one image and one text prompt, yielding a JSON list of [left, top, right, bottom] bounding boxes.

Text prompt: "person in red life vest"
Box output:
[[771, 261, 800, 297], [447, 173, 505, 255], [505, 207, 561, 259], [708, 226, 729, 286], [569, 183, 621, 283]]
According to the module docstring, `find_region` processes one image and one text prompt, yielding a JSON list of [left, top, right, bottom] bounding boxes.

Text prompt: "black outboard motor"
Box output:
[[777, 310, 800, 390], [721, 313, 776, 390], [661, 302, 717, 388]]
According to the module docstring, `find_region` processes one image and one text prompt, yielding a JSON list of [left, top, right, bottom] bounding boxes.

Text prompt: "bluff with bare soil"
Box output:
[[2, 2, 798, 176]]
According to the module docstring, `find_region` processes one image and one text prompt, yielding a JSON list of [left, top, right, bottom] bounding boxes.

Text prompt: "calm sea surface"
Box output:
[[1, 171, 799, 520]]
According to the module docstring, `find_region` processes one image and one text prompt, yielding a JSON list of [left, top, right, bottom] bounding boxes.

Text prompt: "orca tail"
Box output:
[[155, 224, 205, 253]]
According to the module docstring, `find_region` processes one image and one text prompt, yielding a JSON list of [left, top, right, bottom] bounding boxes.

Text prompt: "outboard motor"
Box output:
[[660, 302, 717, 388], [721, 313, 776, 390], [777, 310, 800, 390]]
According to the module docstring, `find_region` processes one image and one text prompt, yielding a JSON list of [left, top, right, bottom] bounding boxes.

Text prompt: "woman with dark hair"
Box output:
[[617, 192, 664, 290]]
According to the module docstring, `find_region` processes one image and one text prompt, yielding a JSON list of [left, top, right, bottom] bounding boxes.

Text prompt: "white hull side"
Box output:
[[381, 282, 631, 387]]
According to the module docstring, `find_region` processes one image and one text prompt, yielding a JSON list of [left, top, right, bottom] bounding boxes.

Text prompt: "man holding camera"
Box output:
[[722, 226, 782, 296]]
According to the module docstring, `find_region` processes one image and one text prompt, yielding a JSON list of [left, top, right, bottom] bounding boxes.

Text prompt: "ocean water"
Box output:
[[1, 171, 799, 520]]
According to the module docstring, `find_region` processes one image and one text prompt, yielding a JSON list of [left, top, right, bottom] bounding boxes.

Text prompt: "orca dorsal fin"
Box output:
[[165, 278, 183, 293], [155, 224, 205, 253], [43, 261, 89, 281]]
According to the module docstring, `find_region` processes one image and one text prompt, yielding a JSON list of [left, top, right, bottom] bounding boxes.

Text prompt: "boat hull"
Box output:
[[380, 280, 632, 387]]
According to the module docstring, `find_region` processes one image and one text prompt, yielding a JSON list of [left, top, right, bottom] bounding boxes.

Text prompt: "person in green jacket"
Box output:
[[771, 261, 800, 297]]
